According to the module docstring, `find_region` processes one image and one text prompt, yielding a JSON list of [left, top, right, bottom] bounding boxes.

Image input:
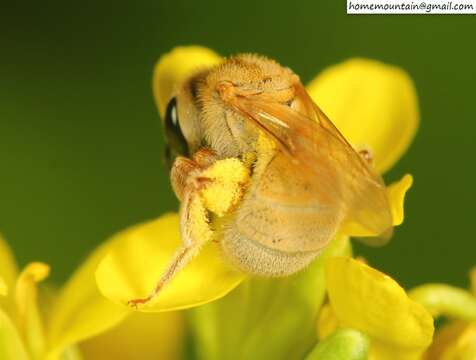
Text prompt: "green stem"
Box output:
[[409, 284, 476, 320]]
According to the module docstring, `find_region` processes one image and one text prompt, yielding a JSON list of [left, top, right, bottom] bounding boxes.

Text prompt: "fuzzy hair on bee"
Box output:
[[128, 53, 392, 307]]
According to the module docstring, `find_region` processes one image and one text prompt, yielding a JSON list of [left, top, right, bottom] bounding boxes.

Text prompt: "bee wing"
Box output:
[[232, 88, 393, 242]]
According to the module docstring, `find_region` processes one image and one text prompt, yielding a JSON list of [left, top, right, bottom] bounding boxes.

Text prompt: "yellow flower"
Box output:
[[191, 234, 352, 360], [409, 268, 476, 359], [0, 233, 183, 360], [320, 257, 434, 360], [94, 46, 418, 314], [96, 214, 245, 311], [79, 311, 184, 360]]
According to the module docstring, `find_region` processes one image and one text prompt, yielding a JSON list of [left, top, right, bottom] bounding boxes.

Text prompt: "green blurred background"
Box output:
[[1, 1, 475, 289]]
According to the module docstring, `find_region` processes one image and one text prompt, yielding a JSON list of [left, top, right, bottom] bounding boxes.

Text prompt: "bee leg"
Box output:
[[358, 147, 374, 165], [170, 148, 217, 201], [192, 147, 218, 168], [128, 151, 216, 308], [127, 191, 210, 308], [127, 240, 203, 308]]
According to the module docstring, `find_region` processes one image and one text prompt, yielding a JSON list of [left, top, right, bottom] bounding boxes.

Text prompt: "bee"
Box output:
[[128, 54, 392, 307]]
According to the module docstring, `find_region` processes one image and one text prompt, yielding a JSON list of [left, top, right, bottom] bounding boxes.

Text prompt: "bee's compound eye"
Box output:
[[163, 97, 189, 165], [163, 144, 173, 170], [167, 98, 179, 127]]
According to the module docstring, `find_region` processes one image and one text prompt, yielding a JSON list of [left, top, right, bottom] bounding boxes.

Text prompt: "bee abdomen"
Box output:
[[221, 226, 320, 276]]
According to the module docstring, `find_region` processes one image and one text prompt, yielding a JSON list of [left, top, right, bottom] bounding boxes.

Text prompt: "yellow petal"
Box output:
[[317, 302, 340, 341], [441, 324, 476, 360], [370, 342, 427, 360], [307, 58, 419, 174], [60, 346, 83, 360], [15, 262, 49, 359], [0, 234, 19, 314], [153, 46, 221, 117], [424, 321, 473, 360], [0, 277, 7, 297], [387, 174, 413, 226], [96, 213, 245, 312], [469, 267, 476, 296], [427, 321, 469, 360], [0, 234, 18, 287], [445, 324, 476, 360], [46, 242, 129, 359], [0, 308, 29, 360], [79, 311, 185, 360], [326, 257, 434, 359], [430, 322, 476, 360], [341, 174, 413, 238], [409, 284, 476, 321]]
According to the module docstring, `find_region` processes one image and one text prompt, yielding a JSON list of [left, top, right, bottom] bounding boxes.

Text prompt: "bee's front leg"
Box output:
[[170, 148, 218, 201], [128, 148, 217, 309]]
